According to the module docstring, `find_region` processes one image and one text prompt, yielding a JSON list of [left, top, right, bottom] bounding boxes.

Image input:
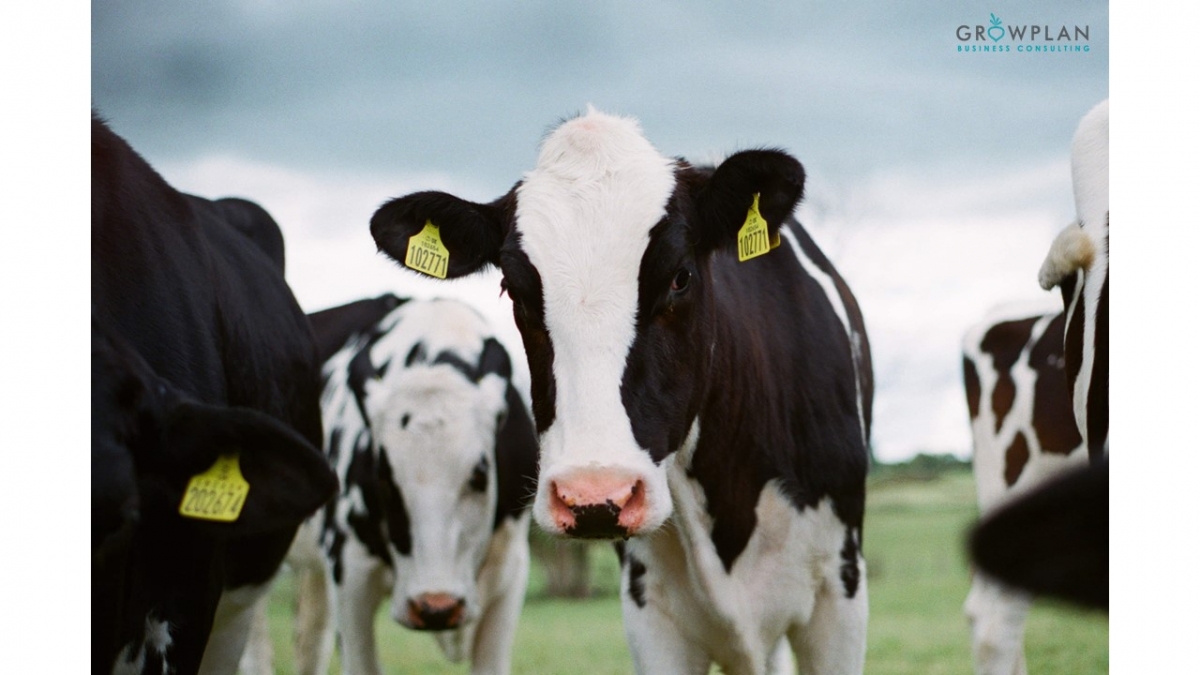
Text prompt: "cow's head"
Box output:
[[92, 322, 338, 553], [371, 109, 803, 539], [361, 305, 521, 631], [91, 320, 338, 671]]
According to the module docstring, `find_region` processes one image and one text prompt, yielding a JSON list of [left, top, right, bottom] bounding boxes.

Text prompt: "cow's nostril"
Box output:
[[406, 598, 425, 629], [566, 500, 627, 539]]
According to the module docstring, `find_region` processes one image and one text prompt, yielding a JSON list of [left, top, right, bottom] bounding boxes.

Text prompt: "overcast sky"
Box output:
[[90, 0, 1108, 462]]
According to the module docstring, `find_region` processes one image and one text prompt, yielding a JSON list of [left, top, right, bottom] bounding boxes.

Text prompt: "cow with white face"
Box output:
[[371, 109, 872, 675], [290, 295, 538, 675]]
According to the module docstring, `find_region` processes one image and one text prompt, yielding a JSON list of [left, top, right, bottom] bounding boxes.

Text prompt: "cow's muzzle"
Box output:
[[547, 471, 647, 539], [404, 592, 467, 631]]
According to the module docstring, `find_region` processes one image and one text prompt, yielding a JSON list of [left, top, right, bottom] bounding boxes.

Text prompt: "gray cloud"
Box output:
[[93, 0, 1107, 192]]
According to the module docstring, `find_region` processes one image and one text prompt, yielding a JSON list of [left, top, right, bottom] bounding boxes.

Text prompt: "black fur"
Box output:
[[91, 114, 335, 675]]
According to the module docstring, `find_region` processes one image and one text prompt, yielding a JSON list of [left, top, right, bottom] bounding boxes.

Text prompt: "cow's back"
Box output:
[[197, 199, 324, 449], [92, 117, 321, 447], [92, 119, 226, 400]]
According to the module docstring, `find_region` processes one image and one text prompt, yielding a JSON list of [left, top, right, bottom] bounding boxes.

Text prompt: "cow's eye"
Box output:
[[670, 268, 691, 293], [468, 456, 489, 493]]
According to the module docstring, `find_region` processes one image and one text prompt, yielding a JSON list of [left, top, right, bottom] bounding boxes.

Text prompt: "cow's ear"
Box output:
[[691, 150, 805, 256], [163, 402, 338, 536], [478, 337, 513, 381], [370, 189, 513, 279]]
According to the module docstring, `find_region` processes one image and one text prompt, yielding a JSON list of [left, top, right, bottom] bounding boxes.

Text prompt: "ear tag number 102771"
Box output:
[[404, 220, 450, 279], [179, 455, 250, 522], [737, 193, 779, 262]]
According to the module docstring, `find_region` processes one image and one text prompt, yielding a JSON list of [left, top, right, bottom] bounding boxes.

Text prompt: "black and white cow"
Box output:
[[961, 307, 1087, 675], [369, 109, 872, 674], [91, 114, 337, 675], [290, 295, 539, 675], [1037, 99, 1109, 461]]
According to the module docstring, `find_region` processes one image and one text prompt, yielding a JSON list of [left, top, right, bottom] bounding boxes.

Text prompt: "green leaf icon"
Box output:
[[987, 13, 1005, 41]]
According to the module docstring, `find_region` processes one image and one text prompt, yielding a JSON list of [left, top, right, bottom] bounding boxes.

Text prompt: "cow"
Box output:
[[273, 294, 540, 675], [91, 114, 337, 675], [369, 108, 873, 675], [1037, 99, 1109, 461], [961, 306, 1088, 675]]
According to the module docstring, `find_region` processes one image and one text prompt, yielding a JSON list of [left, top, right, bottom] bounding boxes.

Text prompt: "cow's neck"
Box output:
[[667, 260, 788, 573]]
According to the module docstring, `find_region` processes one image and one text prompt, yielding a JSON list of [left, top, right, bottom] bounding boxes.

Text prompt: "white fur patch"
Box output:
[[516, 109, 678, 533], [1038, 223, 1094, 291], [1071, 100, 1108, 241], [112, 616, 172, 675], [1066, 99, 1109, 455], [626, 475, 866, 673]]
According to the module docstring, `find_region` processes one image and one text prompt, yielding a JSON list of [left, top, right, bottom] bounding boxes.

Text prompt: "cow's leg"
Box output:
[[236, 593, 274, 675], [791, 571, 868, 675], [622, 597, 712, 675], [765, 636, 796, 675], [466, 546, 529, 675], [335, 557, 388, 675], [198, 581, 274, 675], [964, 572, 1031, 675], [293, 563, 336, 675]]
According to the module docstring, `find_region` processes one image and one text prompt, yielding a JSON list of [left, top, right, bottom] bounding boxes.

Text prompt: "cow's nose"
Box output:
[[405, 593, 466, 631], [548, 472, 647, 539]]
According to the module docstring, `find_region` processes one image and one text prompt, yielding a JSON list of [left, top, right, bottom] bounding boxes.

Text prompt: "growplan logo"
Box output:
[[956, 12, 1091, 54]]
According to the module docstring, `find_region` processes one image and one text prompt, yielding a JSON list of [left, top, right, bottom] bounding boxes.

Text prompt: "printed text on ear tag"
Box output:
[[737, 193, 772, 262], [179, 455, 250, 522], [404, 220, 450, 279]]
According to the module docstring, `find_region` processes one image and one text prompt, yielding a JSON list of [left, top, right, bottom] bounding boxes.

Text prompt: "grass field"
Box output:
[[260, 469, 1107, 674]]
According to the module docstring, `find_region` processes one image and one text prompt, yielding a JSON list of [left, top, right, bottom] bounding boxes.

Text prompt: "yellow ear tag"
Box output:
[[737, 193, 772, 262], [179, 455, 250, 522], [404, 220, 450, 279]]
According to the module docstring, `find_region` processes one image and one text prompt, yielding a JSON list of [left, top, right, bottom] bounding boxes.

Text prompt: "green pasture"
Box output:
[[260, 468, 1107, 674]]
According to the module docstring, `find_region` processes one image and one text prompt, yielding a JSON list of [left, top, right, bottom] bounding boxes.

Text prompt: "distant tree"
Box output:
[[872, 452, 971, 481]]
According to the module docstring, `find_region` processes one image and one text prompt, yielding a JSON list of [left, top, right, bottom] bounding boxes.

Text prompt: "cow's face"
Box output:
[[365, 365, 509, 631], [371, 109, 804, 540]]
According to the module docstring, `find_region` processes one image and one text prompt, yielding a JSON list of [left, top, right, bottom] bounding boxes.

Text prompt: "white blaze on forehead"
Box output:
[[375, 298, 495, 362], [515, 109, 677, 461]]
